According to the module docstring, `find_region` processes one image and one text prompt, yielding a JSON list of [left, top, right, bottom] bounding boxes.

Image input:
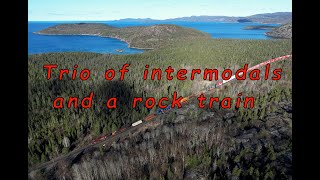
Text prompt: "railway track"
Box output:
[[28, 120, 149, 172], [28, 55, 292, 173]]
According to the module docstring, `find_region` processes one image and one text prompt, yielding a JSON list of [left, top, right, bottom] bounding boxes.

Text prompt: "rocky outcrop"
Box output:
[[266, 22, 292, 39]]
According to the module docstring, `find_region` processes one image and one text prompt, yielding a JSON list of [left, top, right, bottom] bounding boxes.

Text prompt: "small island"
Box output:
[[35, 23, 211, 49], [244, 25, 276, 30]]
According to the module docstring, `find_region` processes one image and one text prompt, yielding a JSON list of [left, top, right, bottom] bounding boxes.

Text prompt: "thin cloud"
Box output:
[[48, 12, 65, 16], [48, 11, 103, 16]]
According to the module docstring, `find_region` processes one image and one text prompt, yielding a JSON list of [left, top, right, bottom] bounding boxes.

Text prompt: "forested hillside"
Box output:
[[28, 38, 292, 179], [36, 23, 211, 49]]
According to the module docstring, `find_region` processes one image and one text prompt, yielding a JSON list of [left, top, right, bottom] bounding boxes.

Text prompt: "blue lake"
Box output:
[[28, 21, 278, 55]]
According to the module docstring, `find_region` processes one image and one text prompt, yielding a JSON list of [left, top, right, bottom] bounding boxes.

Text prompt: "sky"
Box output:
[[28, 0, 292, 21]]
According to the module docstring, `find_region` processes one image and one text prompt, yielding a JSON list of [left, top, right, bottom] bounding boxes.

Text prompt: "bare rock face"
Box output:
[[266, 22, 292, 39]]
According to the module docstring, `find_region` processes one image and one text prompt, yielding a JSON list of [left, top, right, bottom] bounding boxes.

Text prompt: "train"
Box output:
[[155, 95, 192, 115], [91, 80, 226, 145], [89, 55, 292, 147], [132, 120, 143, 126], [90, 119, 144, 145], [153, 81, 223, 116], [91, 134, 108, 145], [156, 104, 172, 114]]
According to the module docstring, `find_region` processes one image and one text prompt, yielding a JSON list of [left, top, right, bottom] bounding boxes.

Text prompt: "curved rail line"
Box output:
[[151, 54, 292, 116], [29, 54, 292, 172]]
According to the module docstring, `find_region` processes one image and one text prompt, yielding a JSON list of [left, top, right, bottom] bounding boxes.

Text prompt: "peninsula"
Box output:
[[35, 23, 211, 49]]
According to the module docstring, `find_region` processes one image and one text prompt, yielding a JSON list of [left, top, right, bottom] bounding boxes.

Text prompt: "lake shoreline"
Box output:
[[30, 21, 279, 54], [33, 32, 154, 50]]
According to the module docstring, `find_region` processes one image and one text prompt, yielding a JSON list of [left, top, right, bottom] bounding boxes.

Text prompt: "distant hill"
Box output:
[[237, 19, 253, 23], [164, 15, 240, 22], [166, 12, 292, 24], [35, 23, 115, 35], [35, 23, 211, 49], [115, 12, 292, 24], [245, 12, 292, 24], [266, 22, 292, 39], [117, 18, 157, 22]]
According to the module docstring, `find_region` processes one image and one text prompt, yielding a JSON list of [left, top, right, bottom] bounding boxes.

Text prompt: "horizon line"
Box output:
[[28, 11, 292, 22]]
